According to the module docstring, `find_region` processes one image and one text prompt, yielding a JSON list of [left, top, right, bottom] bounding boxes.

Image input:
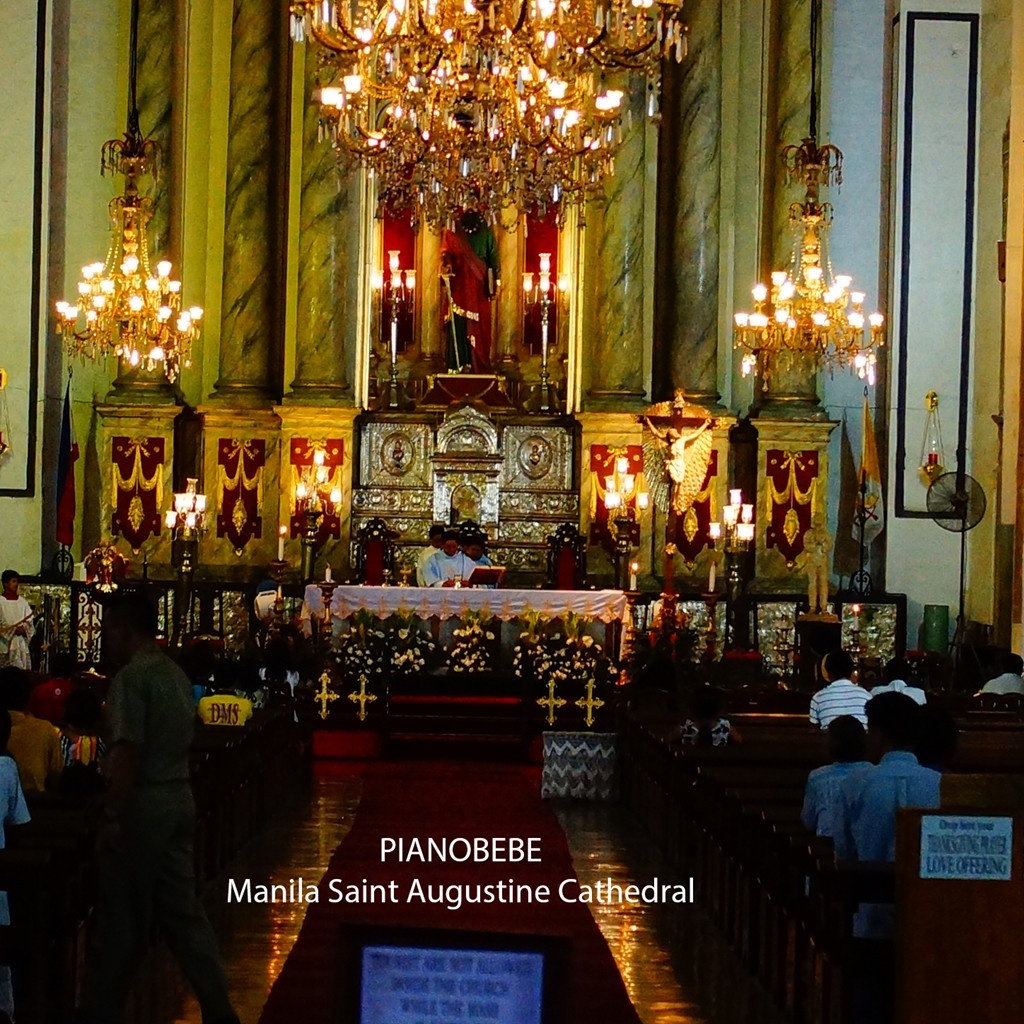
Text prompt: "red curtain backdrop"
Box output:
[[764, 448, 819, 566], [217, 438, 266, 554], [674, 449, 718, 565], [288, 437, 344, 547], [111, 436, 165, 553], [588, 444, 644, 547]]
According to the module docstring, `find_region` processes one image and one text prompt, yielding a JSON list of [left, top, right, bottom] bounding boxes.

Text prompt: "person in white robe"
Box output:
[[0, 571, 33, 671]]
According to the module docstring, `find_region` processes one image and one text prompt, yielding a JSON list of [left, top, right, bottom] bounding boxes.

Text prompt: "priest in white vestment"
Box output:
[[422, 530, 476, 587]]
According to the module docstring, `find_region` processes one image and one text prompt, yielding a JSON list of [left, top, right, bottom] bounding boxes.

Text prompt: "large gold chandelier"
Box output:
[[289, 0, 688, 226], [733, 0, 883, 389], [55, 0, 201, 383]]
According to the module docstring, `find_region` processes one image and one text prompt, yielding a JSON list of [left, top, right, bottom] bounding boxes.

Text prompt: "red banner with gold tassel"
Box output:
[[217, 439, 266, 555], [111, 436, 164, 553], [588, 445, 645, 547], [674, 449, 718, 565], [764, 449, 818, 566]]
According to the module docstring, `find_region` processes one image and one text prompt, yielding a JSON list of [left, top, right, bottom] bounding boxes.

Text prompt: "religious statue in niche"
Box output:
[[798, 513, 835, 617], [440, 210, 500, 374], [643, 390, 715, 516]]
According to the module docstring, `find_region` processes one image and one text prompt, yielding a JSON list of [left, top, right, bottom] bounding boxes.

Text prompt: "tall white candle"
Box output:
[[629, 563, 637, 591], [708, 559, 716, 593], [277, 527, 285, 560], [391, 317, 398, 363]]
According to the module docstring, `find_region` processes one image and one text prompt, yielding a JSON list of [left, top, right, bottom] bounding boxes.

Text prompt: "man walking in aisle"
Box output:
[[80, 590, 239, 1024]]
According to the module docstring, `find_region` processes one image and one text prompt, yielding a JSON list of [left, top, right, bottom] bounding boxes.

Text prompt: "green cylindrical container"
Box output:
[[922, 605, 950, 653]]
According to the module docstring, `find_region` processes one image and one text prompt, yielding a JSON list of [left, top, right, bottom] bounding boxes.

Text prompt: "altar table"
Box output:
[[301, 586, 628, 625]]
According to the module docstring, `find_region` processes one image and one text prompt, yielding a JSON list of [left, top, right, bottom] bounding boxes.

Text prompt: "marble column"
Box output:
[[109, 0, 178, 403], [418, 229, 444, 368], [494, 225, 520, 371], [583, 78, 647, 409], [214, 0, 282, 403], [653, 0, 722, 406], [755, 0, 822, 418], [290, 43, 356, 401]]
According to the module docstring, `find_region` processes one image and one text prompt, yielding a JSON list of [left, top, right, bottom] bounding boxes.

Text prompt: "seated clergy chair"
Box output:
[[546, 523, 587, 590], [354, 518, 397, 585]]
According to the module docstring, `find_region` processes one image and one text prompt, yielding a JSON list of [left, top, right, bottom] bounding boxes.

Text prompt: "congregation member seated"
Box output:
[[421, 529, 476, 587], [809, 649, 870, 729], [672, 686, 740, 747], [914, 704, 959, 771], [834, 693, 939, 929], [260, 635, 301, 710], [975, 651, 1024, 695], [59, 688, 107, 797], [870, 657, 927, 704], [1, 666, 61, 793], [27, 651, 76, 725], [0, 708, 31, 1023], [801, 715, 871, 840], [416, 523, 445, 585]]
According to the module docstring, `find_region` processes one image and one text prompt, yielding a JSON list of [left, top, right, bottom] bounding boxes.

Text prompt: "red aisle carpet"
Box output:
[[258, 762, 642, 1024]]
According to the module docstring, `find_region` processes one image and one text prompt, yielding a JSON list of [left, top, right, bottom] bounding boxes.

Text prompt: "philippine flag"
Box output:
[[56, 380, 79, 547]]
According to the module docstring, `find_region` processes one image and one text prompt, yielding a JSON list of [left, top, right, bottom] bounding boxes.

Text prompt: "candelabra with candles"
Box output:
[[164, 478, 207, 648], [294, 448, 343, 583], [708, 489, 755, 649], [523, 253, 569, 413], [372, 250, 415, 409], [602, 456, 649, 590]]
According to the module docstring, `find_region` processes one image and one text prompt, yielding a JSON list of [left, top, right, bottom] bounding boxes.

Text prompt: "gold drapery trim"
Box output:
[[765, 450, 815, 519], [111, 437, 163, 510], [218, 439, 265, 508]]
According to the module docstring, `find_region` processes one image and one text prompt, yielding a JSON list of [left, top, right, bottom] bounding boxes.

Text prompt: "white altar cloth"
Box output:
[[301, 585, 628, 624]]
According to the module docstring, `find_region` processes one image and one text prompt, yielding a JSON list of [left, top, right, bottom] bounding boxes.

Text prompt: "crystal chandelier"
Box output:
[[733, 0, 883, 389], [55, 0, 201, 383], [290, 0, 688, 227]]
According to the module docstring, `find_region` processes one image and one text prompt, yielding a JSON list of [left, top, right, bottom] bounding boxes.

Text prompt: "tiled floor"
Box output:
[[168, 768, 782, 1024]]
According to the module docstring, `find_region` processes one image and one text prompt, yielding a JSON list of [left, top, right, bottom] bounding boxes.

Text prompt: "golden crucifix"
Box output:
[[315, 670, 340, 720], [574, 678, 606, 728], [536, 681, 567, 726], [347, 675, 379, 722]]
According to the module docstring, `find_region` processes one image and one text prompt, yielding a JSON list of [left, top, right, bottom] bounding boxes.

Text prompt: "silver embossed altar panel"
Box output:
[[841, 603, 897, 665], [500, 425, 574, 492], [358, 421, 434, 489]]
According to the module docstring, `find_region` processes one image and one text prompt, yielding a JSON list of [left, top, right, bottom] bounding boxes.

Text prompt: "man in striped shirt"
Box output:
[[809, 650, 870, 729]]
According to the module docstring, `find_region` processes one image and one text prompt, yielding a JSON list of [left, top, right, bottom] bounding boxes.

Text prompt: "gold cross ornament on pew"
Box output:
[[575, 678, 605, 728], [315, 670, 340, 720], [347, 674, 378, 721], [536, 680, 567, 726]]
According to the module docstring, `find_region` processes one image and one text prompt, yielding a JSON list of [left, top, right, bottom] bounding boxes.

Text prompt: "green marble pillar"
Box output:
[[653, 0, 722, 406], [290, 43, 356, 401], [583, 78, 647, 409], [214, 0, 281, 403], [756, 0, 821, 418], [110, 0, 177, 403]]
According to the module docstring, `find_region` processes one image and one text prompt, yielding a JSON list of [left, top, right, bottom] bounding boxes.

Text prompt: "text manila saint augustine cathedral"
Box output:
[[4, 2, 1024, 1024]]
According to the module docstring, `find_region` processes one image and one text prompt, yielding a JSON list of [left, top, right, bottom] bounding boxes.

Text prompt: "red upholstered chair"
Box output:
[[354, 518, 397, 585], [546, 523, 587, 590]]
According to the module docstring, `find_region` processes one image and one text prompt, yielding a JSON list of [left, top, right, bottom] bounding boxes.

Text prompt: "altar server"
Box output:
[[0, 571, 33, 670], [422, 530, 475, 587]]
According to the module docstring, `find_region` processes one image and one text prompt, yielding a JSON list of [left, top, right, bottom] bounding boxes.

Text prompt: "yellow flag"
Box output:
[[855, 397, 884, 544]]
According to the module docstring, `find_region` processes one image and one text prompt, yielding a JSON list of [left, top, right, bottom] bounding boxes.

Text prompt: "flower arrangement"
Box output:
[[333, 609, 388, 687], [545, 611, 617, 691], [511, 609, 549, 683], [447, 609, 496, 674], [388, 611, 438, 676]]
